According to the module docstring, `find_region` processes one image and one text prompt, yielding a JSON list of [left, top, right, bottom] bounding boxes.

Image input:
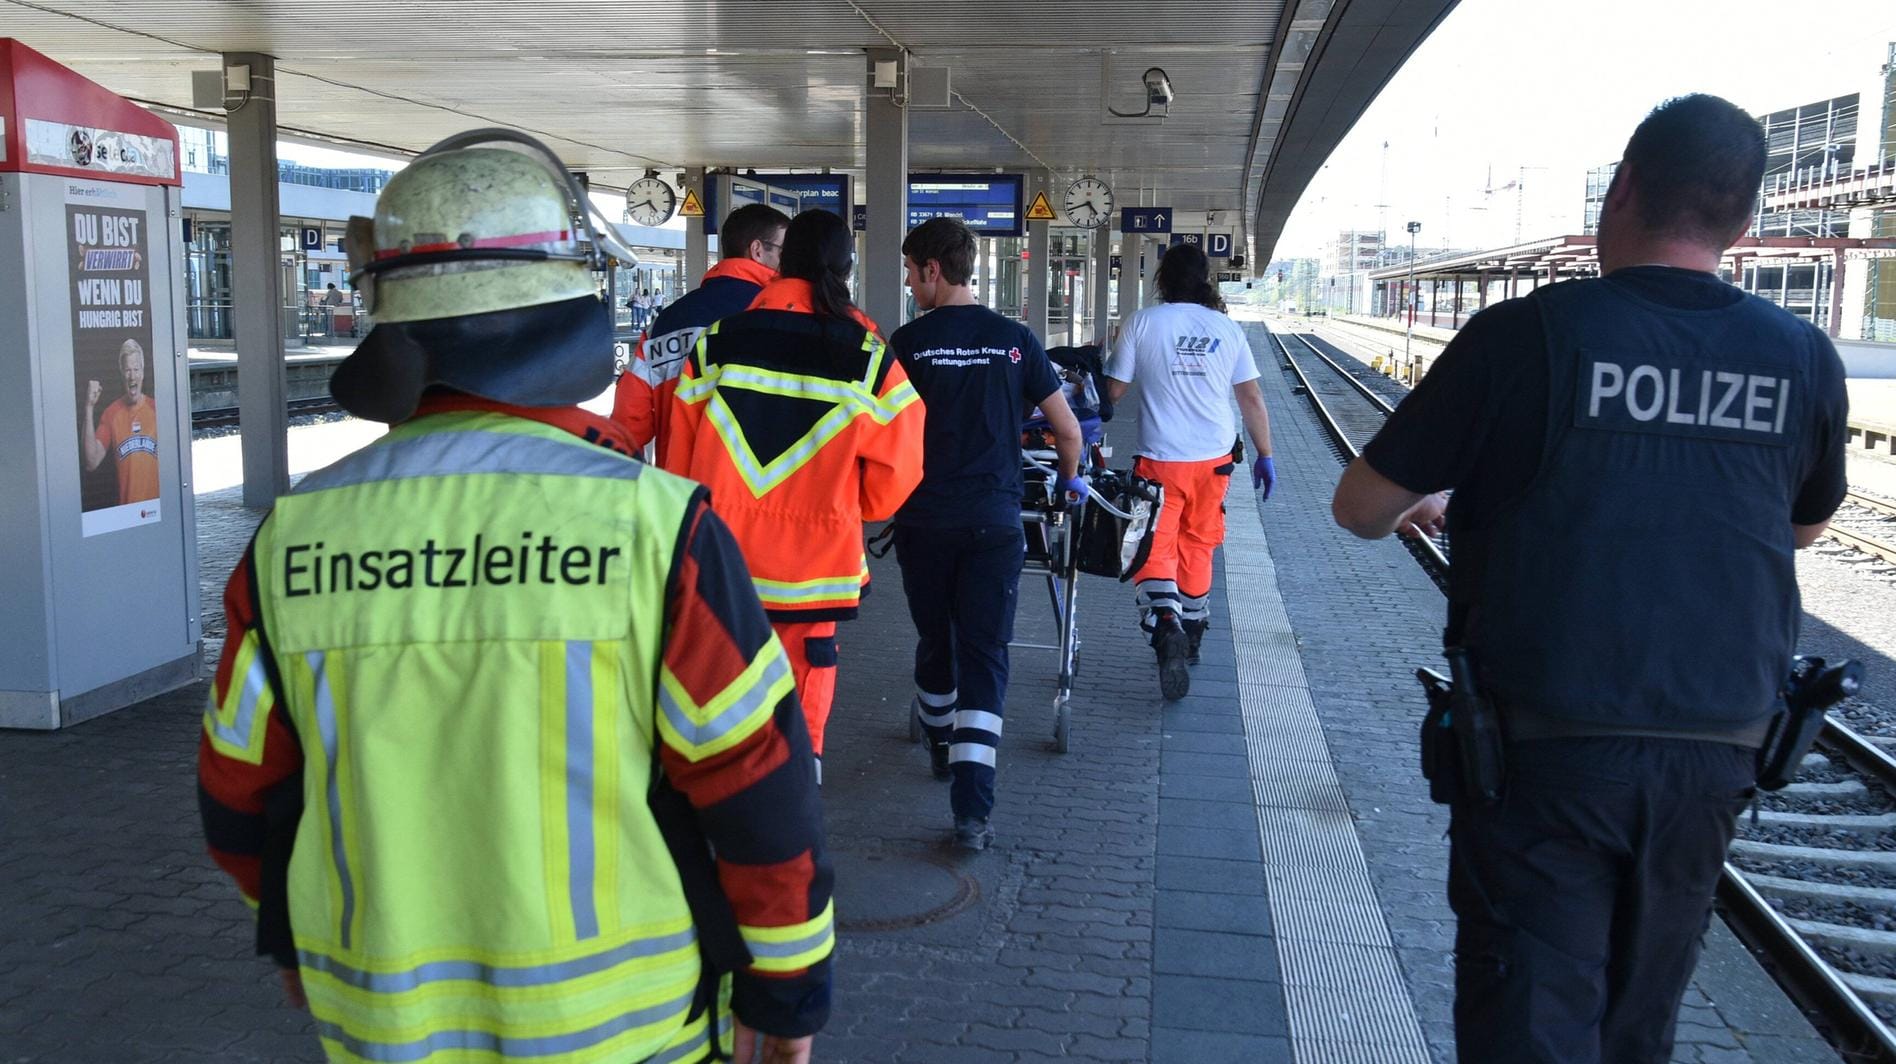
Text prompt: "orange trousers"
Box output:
[[1130, 455, 1231, 626], [772, 620, 839, 756]]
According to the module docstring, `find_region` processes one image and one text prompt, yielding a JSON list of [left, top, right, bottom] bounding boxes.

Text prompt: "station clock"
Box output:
[[624, 174, 678, 227], [1062, 176, 1115, 228]]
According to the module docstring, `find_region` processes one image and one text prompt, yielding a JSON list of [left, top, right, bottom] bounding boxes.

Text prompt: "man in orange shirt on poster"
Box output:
[[83, 338, 159, 504]]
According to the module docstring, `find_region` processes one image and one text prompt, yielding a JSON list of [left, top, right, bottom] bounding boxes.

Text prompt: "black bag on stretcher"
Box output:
[[1073, 469, 1164, 581]]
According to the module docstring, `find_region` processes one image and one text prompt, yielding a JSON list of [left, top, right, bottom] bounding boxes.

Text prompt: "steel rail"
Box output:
[[1265, 321, 1896, 1063], [1281, 331, 1397, 415], [1826, 525, 1896, 567], [192, 396, 342, 429], [1849, 492, 1896, 520], [1267, 328, 1449, 583], [1820, 718, 1896, 794]]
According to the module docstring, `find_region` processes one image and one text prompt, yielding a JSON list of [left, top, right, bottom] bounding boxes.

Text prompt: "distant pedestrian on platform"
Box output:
[[612, 203, 789, 464], [1332, 94, 1850, 1064], [1102, 242, 1275, 701], [321, 282, 345, 307], [890, 217, 1085, 851]]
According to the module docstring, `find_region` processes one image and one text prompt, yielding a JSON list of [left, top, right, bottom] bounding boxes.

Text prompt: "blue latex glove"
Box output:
[[1060, 474, 1089, 503], [1252, 456, 1276, 502]]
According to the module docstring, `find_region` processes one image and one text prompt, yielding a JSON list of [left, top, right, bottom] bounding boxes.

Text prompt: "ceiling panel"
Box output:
[[4, 0, 1455, 252]]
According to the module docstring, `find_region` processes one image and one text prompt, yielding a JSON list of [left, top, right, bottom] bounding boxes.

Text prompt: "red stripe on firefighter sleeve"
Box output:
[[659, 500, 832, 984], [198, 550, 303, 903]]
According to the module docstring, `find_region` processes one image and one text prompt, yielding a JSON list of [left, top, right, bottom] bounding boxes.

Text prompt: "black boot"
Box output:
[[1182, 619, 1208, 665], [1153, 617, 1191, 701]]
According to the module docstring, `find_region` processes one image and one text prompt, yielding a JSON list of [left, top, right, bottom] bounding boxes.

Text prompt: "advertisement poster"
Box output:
[[67, 182, 160, 536]]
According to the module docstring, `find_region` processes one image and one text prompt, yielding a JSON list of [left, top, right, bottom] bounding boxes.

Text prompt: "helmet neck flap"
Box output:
[[330, 294, 611, 423]]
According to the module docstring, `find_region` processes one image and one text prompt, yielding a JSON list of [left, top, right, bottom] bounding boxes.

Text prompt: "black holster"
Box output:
[[1416, 646, 1506, 805], [1756, 656, 1864, 790]]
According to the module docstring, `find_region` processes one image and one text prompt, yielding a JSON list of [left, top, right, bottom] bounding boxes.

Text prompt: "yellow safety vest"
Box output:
[[250, 410, 721, 1064]]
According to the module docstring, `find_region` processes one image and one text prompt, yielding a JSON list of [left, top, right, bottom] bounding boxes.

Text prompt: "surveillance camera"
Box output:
[[1142, 67, 1174, 107]]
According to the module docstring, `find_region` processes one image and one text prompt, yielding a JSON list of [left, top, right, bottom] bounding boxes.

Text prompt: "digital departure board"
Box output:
[[907, 173, 1025, 237]]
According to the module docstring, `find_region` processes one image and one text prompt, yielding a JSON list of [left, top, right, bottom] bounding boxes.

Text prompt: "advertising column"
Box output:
[[0, 38, 197, 729]]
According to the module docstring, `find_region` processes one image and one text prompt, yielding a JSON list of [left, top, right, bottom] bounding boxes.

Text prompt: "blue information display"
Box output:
[[1207, 232, 1235, 258], [705, 175, 831, 235], [750, 174, 852, 218], [1121, 207, 1172, 234], [1170, 232, 1203, 248], [907, 173, 1025, 237]]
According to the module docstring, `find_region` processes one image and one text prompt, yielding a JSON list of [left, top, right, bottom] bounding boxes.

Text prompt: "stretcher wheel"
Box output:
[[909, 703, 922, 743], [1053, 699, 1070, 754]]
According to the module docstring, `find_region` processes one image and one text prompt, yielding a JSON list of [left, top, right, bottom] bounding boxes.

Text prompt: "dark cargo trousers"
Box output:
[[892, 523, 1024, 821], [1448, 737, 1756, 1064]]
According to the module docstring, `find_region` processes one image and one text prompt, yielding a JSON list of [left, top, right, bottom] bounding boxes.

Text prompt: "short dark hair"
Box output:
[[901, 218, 976, 285], [1618, 94, 1766, 246], [1154, 242, 1223, 311], [721, 204, 791, 260]]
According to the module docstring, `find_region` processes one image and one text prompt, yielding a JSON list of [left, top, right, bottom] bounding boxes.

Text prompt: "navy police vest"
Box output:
[[1463, 274, 1825, 731]]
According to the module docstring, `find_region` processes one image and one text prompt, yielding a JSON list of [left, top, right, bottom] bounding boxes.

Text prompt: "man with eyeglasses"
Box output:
[[612, 203, 790, 464]]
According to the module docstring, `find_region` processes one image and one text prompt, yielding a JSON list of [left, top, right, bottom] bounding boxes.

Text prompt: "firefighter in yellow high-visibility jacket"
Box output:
[[197, 131, 833, 1064]]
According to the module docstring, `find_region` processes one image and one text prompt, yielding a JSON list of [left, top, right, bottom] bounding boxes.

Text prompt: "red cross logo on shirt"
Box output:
[[1008, 347, 1022, 364]]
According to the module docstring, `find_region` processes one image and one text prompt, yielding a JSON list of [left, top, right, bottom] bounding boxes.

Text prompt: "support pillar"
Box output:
[[1429, 279, 1439, 328], [1116, 234, 1140, 329], [1828, 248, 1847, 338], [1478, 270, 1490, 310], [1026, 172, 1051, 343], [226, 52, 289, 507], [684, 167, 707, 289], [863, 49, 909, 331], [1090, 225, 1111, 345], [1452, 276, 1463, 328]]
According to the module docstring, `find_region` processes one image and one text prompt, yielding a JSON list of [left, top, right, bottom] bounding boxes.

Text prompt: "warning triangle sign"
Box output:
[[1024, 190, 1058, 222], [679, 188, 705, 217]]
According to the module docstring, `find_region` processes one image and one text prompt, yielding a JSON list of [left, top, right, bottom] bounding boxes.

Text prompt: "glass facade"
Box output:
[[1583, 94, 1862, 329]]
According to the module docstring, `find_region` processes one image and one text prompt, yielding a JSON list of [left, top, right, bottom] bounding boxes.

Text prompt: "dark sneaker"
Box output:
[[1155, 621, 1191, 701], [1183, 619, 1208, 665], [928, 740, 952, 782], [953, 816, 994, 851]]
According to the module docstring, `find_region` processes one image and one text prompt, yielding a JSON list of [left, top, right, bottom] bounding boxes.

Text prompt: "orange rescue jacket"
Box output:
[[663, 278, 924, 620]]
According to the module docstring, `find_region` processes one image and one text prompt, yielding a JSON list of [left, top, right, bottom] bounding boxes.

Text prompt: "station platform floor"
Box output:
[[0, 322, 1838, 1063]]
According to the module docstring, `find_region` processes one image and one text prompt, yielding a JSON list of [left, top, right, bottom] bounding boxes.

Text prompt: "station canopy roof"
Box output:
[[1367, 233, 1896, 283], [7, 0, 1457, 267]]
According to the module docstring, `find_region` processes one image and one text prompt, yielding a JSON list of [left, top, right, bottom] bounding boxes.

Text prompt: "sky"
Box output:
[[1272, 0, 1896, 259]]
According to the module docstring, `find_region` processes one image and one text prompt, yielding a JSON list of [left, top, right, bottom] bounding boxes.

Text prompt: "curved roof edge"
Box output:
[[1244, 0, 1460, 272]]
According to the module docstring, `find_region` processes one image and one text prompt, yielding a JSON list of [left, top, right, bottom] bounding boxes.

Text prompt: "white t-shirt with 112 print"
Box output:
[[1105, 301, 1261, 462]]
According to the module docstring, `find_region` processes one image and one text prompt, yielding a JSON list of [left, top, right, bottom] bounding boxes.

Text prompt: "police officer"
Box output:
[[197, 133, 832, 1064], [612, 203, 791, 465], [1332, 95, 1849, 1064]]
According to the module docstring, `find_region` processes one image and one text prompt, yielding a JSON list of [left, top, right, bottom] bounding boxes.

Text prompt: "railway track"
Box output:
[[1830, 493, 1896, 569], [1268, 324, 1896, 1062], [192, 396, 342, 430]]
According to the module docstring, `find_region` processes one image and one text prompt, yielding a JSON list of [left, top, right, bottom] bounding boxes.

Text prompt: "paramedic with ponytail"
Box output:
[[1102, 241, 1275, 701]]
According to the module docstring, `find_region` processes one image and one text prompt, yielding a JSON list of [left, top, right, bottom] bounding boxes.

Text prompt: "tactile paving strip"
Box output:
[[1222, 478, 1433, 1062]]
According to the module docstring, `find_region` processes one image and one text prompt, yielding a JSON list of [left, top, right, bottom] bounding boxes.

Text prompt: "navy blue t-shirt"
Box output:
[[891, 304, 1062, 528]]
